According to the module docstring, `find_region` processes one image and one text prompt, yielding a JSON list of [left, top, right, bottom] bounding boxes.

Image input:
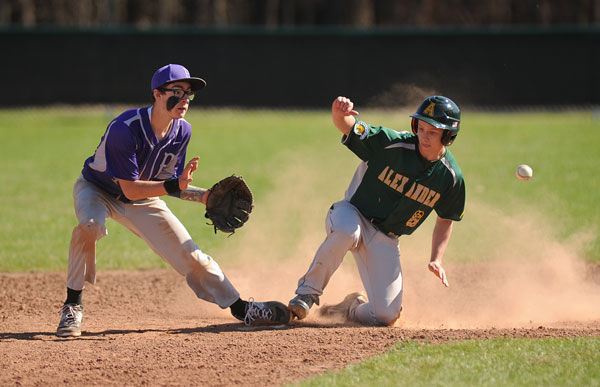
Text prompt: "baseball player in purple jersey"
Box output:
[[287, 95, 465, 326], [57, 64, 290, 337]]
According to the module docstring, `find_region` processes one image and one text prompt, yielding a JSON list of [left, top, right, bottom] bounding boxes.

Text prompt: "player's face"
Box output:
[[160, 81, 193, 119], [417, 120, 445, 157]]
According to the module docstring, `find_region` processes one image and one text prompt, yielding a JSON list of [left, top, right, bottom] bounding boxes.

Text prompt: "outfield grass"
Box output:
[[0, 107, 343, 271], [458, 111, 600, 260], [0, 107, 599, 385], [297, 337, 600, 386], [0, 107, 598, 271]]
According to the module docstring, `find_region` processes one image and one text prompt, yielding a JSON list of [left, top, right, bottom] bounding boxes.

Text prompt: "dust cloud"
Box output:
[[366, 82, 436, 109], [173, 150, 600, 329], [399, 201, 600, 329]]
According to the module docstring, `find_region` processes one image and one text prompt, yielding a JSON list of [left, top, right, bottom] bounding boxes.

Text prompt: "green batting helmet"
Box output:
[[410, 96, 461, 146]]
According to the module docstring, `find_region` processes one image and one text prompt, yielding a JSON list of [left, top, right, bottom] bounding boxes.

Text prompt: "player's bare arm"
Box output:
[[428, 216, 453, 287], [180, 186, 210, 204], [118, 157, 199, 201], [332, 96, 359, 135]]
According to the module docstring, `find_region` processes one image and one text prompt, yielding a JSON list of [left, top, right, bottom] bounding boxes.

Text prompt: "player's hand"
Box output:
[[332, 96, 359, 117], [179, 157, 199, 191], [428, 261, 449, 287]]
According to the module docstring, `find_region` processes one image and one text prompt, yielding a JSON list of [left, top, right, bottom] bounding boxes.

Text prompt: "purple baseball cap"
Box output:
[[151, 64, 206, 92]]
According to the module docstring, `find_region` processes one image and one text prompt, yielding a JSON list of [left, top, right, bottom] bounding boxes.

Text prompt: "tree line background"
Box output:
[[2, 0, 599, 28]]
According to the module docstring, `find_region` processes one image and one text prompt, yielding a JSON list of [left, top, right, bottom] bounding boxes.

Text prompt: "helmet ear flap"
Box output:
[[441, 130, 457, 146], [411, 117, 418, 134]]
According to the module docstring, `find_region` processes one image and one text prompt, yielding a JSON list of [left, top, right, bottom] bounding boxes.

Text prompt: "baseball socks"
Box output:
[[65, 287, 82, 306], [229, 298, 248, 321]]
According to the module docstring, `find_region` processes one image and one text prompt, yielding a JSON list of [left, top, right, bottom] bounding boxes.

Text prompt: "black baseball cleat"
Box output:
[[243, 299, 291, 326], [288, 293, 320, 320]]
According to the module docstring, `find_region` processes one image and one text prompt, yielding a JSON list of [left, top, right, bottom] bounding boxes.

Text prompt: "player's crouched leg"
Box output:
[[328, 223, 361, 250], [327, 202, 362, 250], [66, 219, 107, 290], [373, 308, 402, 327], [181, 245, 291, 326], [352, 302, 402, 327], [71, 219, 107, 246], [177, 243, 291, 326], [177, 240, 240, 309], [124, 201, 241, 310]]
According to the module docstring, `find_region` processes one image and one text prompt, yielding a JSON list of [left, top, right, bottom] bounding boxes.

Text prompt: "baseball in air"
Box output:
[[516, 164, 533, 181]]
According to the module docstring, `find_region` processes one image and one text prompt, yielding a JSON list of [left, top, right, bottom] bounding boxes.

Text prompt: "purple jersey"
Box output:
[[82, 107, 190, 197]]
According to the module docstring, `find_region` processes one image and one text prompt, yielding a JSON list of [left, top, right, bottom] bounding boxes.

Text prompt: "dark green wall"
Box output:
[[1, 26, 598, 107]]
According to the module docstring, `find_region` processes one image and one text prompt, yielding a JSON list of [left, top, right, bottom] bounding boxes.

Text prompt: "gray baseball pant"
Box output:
[[66, 176, 240, 308], [295, 200, 403, 325]]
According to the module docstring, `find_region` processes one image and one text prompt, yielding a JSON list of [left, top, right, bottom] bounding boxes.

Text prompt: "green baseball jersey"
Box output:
[[342, 119, 466, 236]]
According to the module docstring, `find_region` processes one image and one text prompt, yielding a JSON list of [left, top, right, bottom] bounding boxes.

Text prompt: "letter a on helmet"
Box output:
[[422, 102, 436, 117]]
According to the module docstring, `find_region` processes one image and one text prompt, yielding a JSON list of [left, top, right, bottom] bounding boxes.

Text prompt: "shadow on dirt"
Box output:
[[0, 331, 106, 341], [0, 322, 356, 341], [168, 320, 354, 334]]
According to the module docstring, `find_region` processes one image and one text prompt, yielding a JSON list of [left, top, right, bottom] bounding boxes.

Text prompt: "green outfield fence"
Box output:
[[0, 25, 599, 108]]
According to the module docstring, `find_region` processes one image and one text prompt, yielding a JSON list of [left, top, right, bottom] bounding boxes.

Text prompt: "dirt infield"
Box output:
[[2, 267, 600, 386]]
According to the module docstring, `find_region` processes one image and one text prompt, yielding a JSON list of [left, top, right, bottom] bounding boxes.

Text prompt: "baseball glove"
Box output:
[[205, 175, 254, 234]]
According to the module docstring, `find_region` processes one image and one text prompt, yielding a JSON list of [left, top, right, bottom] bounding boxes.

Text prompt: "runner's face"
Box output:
[[417, 120, 444, 155]]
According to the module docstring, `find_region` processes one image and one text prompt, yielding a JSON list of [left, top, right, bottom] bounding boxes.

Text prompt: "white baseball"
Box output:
[[516, 164, 533, 181]]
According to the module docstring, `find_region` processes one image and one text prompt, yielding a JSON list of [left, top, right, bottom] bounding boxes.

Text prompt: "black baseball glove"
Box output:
[[205, 175, 254, 234]]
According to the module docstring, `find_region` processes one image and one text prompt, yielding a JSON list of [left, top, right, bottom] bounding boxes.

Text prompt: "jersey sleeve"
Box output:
[[434, 175, 466, 221], [104, 121, 140, 181], [342, 118, 409, 161]]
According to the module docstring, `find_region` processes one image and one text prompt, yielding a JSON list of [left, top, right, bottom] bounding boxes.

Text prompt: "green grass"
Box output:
[[0, 107, 598, 272], [0, 107, 347, 271], [297, 337, 600, 386], [459, 111, 600, 259]]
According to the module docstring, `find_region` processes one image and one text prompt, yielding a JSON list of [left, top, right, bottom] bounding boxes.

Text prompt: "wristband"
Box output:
[[163, 178, 181, 194]]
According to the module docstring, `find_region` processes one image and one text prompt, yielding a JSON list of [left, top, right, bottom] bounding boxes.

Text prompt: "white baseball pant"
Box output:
[[295, 200, 403, 326], [67, 176, 240, 308]]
